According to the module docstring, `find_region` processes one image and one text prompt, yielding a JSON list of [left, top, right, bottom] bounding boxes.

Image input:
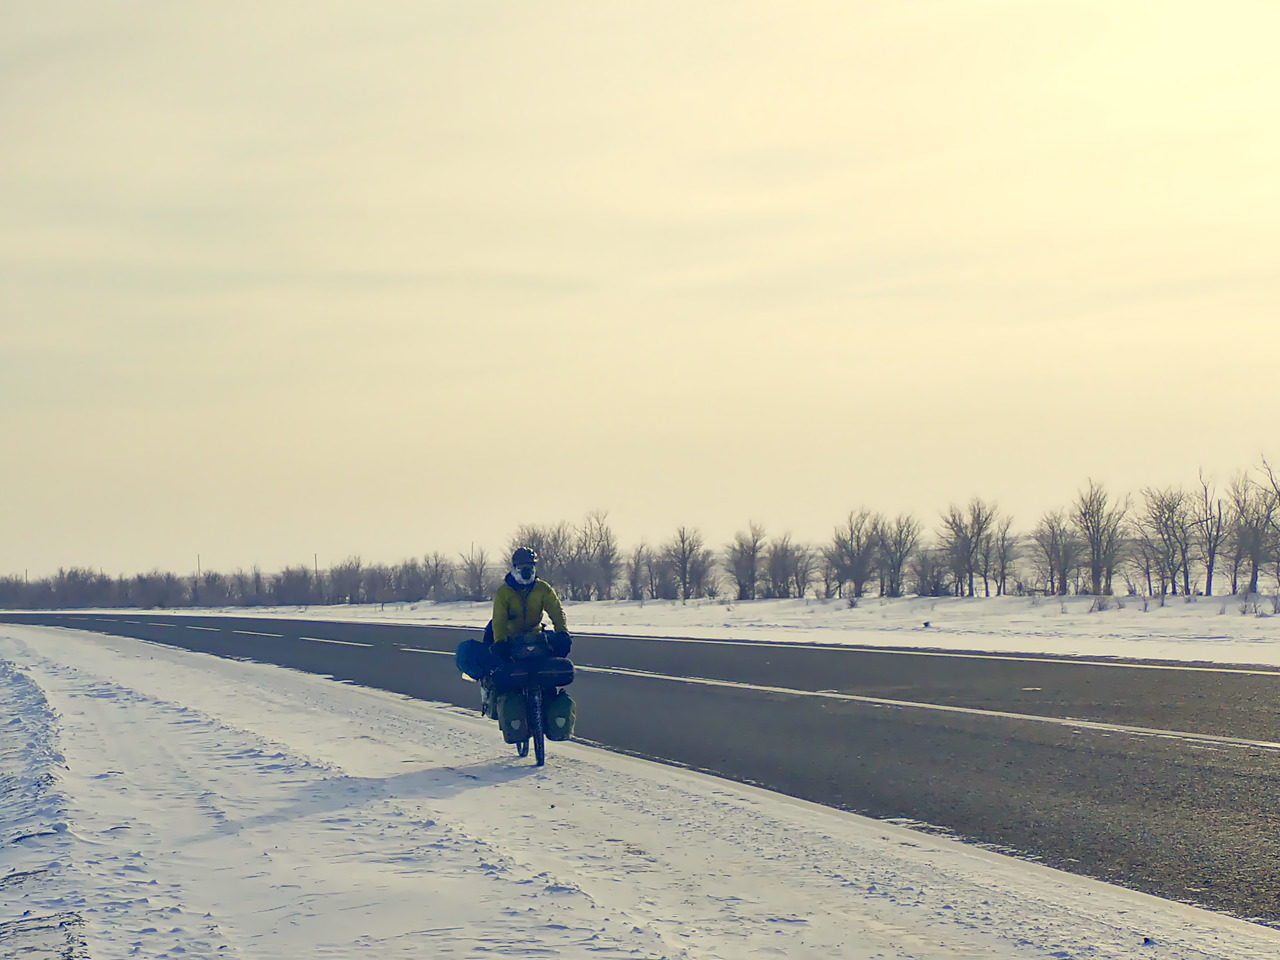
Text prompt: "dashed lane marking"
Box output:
[[576, 664, 1280, 753], [232, 629, 284, 638], [301, 637, 373, 648]]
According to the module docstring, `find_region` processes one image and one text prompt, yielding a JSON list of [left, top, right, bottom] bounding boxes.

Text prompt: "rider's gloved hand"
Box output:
[[550, 630, 572, 657]]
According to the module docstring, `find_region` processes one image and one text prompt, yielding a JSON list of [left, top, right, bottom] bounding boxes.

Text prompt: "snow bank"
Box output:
[[0, 660, 86, 956]]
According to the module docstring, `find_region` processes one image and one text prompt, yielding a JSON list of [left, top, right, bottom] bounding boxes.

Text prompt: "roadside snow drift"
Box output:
[[2, 624, 1277, 959]]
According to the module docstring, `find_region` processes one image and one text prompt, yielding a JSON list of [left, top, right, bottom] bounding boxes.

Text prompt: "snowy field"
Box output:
[[3, 621, 1280, 959], [123, 593, 1280, 668]]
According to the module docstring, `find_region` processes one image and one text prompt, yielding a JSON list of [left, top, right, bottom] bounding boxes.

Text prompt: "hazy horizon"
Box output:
[[5, 2, 1278, 579]]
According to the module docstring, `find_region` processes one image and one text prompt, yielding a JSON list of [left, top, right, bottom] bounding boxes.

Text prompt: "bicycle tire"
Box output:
[[529, 685, 546, 767], [516, 737, 529, 758]]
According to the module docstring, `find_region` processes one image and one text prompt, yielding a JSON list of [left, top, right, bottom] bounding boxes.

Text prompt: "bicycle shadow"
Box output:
[[197, 759, 537, 841]]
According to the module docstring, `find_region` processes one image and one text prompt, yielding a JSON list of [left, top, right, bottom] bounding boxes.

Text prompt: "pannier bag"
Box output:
[[496, 691, 528, 744], [543, 691, 576, 741], [455, 638, 497, 681]]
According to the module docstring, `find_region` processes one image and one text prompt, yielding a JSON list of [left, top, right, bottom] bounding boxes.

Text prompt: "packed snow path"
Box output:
[[2, 625, 1278, 959]]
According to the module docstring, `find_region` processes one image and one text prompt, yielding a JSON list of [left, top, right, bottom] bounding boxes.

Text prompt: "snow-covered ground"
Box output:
[[3, 622, 1279, 959], [124, 592, 1280, 668]]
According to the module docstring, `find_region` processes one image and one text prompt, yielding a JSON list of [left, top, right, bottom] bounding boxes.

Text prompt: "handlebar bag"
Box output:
[[508, 635, 551, 661]]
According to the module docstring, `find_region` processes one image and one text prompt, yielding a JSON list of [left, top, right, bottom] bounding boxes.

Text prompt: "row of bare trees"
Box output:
[[8, 468, 1280, 610], [1026, 471, 1280, 598], [0, 553, 469, 611]]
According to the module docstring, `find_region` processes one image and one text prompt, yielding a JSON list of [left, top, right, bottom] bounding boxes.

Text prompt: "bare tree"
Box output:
[[763, 533, 802, 599], [1072, 480, 1128, 595], [1228, 473, 1276, 595], [792, 543, 816, 599], [560, 531, 594, 601], [877, 514, 921, 598], [984, 515, 1018, 596], [457, 546, 490, 602], [582, 510, 621, 600], [816, 548, 841, 599], [392, 558, 428, 602], [723, 523, 767, 601], [1138, 487, 1195, 596], [132, 570, 189, 608], [1030, 511, 1083, 595], [829, 510, 880, 598], [1127, 530, 1161, 598], [624, 543, 651, 601], [663, 526, 714, 601], [48, 568, 115, 608], [646, 548, 676, 600], [361, 563, 396, 606], [910, 545, 951, 597], [272, 566, 317, 606], [423, 552, 455, 599], [328, 556, 364, 604], [938, 498, 997, 597], [197, 570, 232, 606], [1192, 472, 1229, 597]]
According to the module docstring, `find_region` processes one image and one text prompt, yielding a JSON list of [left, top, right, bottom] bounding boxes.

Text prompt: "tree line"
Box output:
[[7, 468, 1280, 611]]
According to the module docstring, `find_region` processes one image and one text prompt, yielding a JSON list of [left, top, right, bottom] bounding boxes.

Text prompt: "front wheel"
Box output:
[[528, 685, 545, 767]]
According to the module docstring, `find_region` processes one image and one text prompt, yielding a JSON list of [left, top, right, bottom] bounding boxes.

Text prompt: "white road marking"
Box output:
[[401, 647, 449, 655], [301, 637, 372, 648], [50, 617, 1280, 677], [587, 632, 1280, 677], [232, 630, 284, 638], [185, 626, 220, 632], [576, 664, 1280, 753]]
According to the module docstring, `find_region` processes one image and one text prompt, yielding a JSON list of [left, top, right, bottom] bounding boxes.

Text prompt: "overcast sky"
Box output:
[[4, 1, 1278, 578]]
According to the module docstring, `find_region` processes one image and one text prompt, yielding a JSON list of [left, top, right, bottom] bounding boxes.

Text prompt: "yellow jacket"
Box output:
[[492, 577, 567, 643]]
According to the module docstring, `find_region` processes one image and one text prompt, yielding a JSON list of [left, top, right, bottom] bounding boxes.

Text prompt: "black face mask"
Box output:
[[515, 565, 536, 583]]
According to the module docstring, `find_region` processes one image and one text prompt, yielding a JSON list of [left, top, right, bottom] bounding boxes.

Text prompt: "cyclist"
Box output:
[[479, 546, 571, 716], [491, 546, 570, 648]]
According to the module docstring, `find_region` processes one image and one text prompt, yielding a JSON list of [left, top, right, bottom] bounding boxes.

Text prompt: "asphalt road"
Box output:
[[4, 610, 1280, 926]]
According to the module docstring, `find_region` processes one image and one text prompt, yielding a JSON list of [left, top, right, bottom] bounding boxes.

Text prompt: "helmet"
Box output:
[[511, 546, 539, 567]]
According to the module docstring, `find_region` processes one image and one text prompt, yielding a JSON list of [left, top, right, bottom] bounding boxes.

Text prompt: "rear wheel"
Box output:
[[515, 737, 529, 758], [529, 685, 546, 767]]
